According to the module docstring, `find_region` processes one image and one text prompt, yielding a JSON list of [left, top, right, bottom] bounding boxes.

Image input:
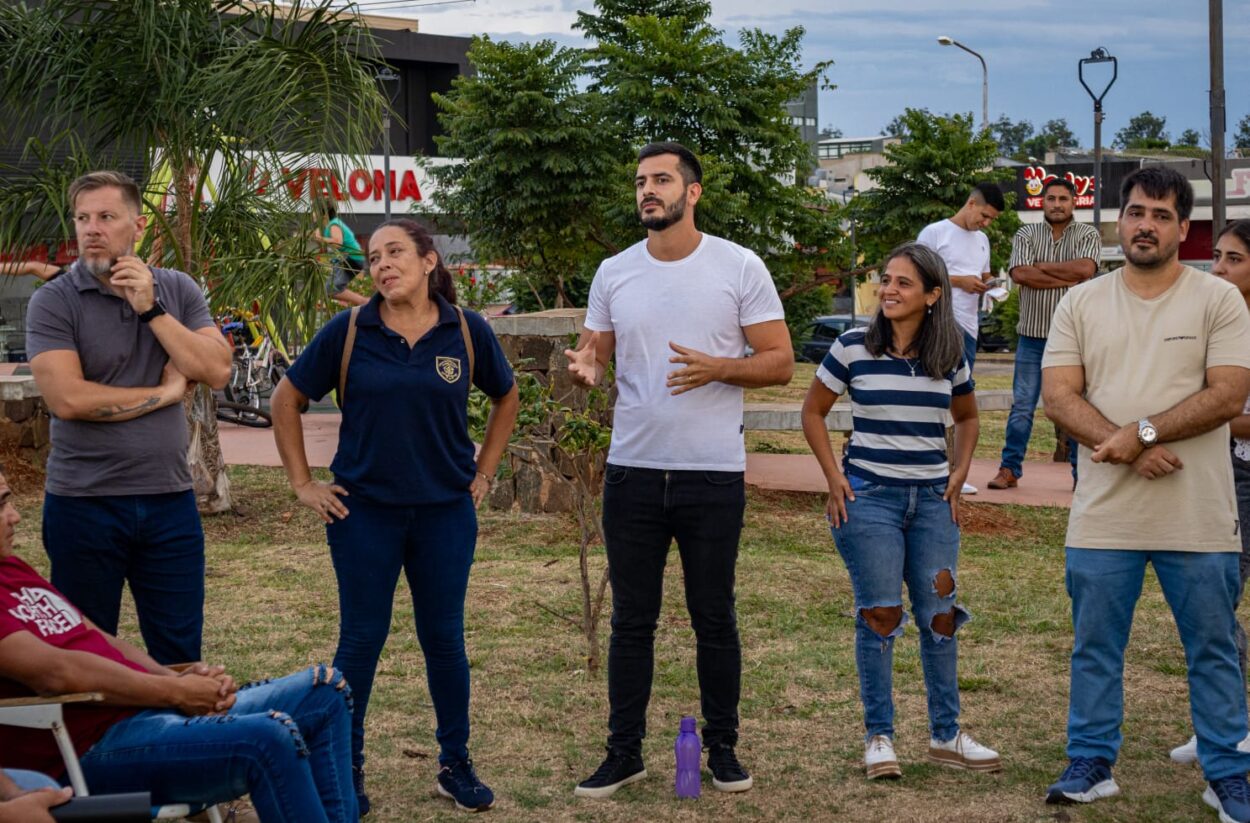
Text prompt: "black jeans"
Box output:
[[602, 463, 746, 754]]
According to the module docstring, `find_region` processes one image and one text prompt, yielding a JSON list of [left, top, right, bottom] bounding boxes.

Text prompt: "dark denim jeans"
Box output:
[[326, 493, 477, 769], [1066, 548, 1250, 780], [831, 477, 969, 742], [79, 665, 357, 823], [601, 464, 746, 753], [962, 330, 978, 375], [1000, 335, 1077, 479], [42, 490, 204, 665]]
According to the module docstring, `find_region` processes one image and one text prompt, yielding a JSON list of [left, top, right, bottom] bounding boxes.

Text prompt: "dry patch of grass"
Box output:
[[6, 468, 1221, 822]]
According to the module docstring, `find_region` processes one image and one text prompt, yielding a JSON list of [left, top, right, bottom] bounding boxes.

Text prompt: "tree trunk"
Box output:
[[171, 158, 233, 513]]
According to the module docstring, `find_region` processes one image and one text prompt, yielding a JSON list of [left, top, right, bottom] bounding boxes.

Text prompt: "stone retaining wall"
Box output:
[[0, 376, 50, 467]]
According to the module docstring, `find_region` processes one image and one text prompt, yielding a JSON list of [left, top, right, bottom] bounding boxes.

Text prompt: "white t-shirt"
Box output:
[[917, 218, 991, 338], [584, 234, 786, 471]]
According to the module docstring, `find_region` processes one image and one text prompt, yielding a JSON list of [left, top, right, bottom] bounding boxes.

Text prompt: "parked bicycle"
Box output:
[[215, 305, 290, 428]]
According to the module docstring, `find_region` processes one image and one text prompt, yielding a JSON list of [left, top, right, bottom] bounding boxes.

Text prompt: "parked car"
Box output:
[[796, 314, 870, 362], [977, 311, 1014, 352]]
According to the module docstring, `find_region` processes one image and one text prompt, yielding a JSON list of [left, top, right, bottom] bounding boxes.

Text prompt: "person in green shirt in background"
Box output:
[[313, 199, 369, 307]]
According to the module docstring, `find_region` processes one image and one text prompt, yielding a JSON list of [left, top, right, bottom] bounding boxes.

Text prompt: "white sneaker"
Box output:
[[928, 731, 1002, 772], [961, 482, 978, 495], [1169, 733, 1250, 764], [865, 734, 901, 780]]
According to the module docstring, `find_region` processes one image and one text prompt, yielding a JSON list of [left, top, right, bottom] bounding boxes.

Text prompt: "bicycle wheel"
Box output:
[[215, 400, 273, 428]]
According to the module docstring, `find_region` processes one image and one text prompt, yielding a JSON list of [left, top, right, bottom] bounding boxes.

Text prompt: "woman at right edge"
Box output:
[[801, 242, 1001, 780]]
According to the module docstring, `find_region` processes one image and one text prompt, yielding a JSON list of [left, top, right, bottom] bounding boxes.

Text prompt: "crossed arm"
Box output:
[[1010, 258, 1097, 290], [1042, 363, 1250, 475]]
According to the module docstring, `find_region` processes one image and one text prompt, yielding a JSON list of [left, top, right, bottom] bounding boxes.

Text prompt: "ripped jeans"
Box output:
[[78, 664, 357, 823], [832, 476, 969, 743]]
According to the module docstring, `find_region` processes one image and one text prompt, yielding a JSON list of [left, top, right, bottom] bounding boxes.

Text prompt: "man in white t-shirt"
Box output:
[[564, 141, 793, 800], [918, 181, 1003, 494], [1040, 167, 1250, 821]]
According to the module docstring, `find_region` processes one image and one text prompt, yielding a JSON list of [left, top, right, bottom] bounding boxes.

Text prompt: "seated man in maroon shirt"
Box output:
[[0, 469, 360, 822]]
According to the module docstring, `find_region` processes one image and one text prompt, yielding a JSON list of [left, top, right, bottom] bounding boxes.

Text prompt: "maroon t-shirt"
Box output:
[[0, 556, 143, 776]]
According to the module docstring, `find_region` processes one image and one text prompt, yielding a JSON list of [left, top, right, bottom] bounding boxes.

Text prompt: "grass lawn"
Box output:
[[7, 464, 1223, 823]]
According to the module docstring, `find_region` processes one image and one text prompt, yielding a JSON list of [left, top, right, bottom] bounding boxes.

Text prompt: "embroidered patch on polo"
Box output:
[[436, 356, 462, 383]]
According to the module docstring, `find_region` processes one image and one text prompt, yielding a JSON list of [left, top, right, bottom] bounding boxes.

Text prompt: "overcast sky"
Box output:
[[389, 0, 1250, 148]]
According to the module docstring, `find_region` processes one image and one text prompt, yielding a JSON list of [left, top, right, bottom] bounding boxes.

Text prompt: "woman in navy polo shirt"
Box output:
[[272, 218, 519, 814], [800, 242, 999, 783]]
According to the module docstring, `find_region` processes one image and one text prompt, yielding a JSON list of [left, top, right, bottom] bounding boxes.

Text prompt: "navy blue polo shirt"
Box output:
[[286, 293, 514, 506]]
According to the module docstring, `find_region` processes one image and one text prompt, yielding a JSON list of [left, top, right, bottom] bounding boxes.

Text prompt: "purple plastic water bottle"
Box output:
[[675, 715, 701, 799]]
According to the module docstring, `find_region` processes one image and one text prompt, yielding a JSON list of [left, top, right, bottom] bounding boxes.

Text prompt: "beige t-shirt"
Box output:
[[1043, 266, 1250, 551]]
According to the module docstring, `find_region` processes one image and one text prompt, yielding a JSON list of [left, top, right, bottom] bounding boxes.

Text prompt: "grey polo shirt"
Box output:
[[25, 262, 216, 496]]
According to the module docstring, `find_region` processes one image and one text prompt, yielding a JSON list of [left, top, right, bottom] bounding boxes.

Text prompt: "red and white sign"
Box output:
[[1022, 165, 1096, 209]]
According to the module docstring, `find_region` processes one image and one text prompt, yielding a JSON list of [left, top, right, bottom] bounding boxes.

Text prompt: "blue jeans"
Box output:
[[79, 665, 357, 823], [1233, 453, 1250, 682], [326, 493, 477, 769], [832, 477, 970, 742], [43, 491, 204, 665], [1065, 548, 1250, 780], [602, 465, 746, 752], [962, 330, 978, 375], [1000, 335, 1078, 479]]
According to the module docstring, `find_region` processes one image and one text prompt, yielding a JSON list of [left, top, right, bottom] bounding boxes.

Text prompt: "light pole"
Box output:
[[937, 36, 988, 132], [840, 186, 857, 325], [1210, 0, 1226, 238], [1078, 48, 1117, 235], [376, 66, 400, 220]]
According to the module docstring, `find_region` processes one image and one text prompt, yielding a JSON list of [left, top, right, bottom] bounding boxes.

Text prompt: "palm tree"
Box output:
[[0, 0, 386, 510]]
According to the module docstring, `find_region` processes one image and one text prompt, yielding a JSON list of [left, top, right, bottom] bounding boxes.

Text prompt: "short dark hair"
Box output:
[[68, 171, 142, 215], [637, 141, 703, 185], [1042, 177, 1077, 197], [1119, 166, 1194, 221], [969, 182, 1006, 211], [313, 198, 338, 221]]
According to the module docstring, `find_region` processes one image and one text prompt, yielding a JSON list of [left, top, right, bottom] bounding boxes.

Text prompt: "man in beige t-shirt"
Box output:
[[1041, 167, 1250, 818]]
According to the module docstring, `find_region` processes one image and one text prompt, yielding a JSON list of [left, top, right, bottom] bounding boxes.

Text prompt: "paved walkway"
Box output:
[[220, 414, 1074, 509]]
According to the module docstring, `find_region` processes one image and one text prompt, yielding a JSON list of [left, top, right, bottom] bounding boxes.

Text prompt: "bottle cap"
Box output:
[[680, 716, 697, 732]]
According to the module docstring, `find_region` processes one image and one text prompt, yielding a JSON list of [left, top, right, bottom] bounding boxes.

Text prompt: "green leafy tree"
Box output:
[[1177, 128, 1202, 148], [0, 0, 384, 510], [1114, 110, 1170, 149], [855, 109, 1021, 274], [1020, 118, 1076, 158], [819, 125, 844, 139], [429, 0, 844, 335], [991, 115, 1034, 158], [1236, 114, 1250, 151]]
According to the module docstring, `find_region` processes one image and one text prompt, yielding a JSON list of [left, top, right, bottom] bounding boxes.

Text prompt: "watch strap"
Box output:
[[138, 301, 166, 323]]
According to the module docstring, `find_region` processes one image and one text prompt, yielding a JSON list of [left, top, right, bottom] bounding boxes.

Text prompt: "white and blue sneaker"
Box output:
[[1205, 775, 1250, 823], [1045, 756, 1119, 805]]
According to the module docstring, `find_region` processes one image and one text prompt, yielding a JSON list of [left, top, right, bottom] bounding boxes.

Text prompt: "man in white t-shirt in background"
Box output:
[[564, 141, 793, 800], [918, 181, 1004, 493]]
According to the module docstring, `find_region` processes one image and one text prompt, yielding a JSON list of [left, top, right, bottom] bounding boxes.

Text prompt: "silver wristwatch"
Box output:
[[1137, 418, 1158, 448]]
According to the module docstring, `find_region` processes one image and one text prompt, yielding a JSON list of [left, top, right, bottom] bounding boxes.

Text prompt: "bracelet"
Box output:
[[475, 470, 493, 487]]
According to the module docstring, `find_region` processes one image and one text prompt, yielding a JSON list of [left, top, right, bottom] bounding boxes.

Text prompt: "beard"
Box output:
[[1123, 233, 1177, 270], [82, 255, 115, 277], [638, 192, 688, 231], [1044, 210, 1071, 226]]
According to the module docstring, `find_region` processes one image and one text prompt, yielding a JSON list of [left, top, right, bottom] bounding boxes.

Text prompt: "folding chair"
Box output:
[[0, 692, 224, 822]]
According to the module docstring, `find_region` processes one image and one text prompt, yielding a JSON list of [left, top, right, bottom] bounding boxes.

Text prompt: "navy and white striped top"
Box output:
[[816, 329, 973, 486]]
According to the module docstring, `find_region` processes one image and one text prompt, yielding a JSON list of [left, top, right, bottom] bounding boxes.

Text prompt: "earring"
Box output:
[[926, 305, 933, 315]]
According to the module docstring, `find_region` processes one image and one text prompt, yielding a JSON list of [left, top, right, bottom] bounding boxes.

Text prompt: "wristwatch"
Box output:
[[1137, 418, 1159, 448], [138, 300, 167, 323]]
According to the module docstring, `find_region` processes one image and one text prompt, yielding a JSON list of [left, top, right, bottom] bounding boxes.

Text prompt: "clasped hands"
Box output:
[[1091, 423, 1183, 480]]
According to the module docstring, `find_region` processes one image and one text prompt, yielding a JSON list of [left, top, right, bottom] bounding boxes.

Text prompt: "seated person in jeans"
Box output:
[[0, 469, 359, 823], [0, 769, 71, 823]]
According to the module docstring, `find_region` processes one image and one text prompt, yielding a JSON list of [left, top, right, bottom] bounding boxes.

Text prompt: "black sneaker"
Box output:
[[707, 743, 753, 792], [436, 759, 495, 812], [353, 766, 371, 817], [573, 748, 647, 798]]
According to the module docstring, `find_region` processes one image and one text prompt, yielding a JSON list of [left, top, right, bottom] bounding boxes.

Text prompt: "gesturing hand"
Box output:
[[295, 480, 350, 523], [110, 254, 157, 314], [666, 342, 723, 395], [563, 331, 601, 387]]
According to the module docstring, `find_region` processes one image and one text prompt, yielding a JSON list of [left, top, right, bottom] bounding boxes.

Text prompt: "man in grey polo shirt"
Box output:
[[25, 171, 231, 664]]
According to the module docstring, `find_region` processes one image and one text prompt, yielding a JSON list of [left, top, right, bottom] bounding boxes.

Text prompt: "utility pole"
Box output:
[[1210, 0, 1226, 238]]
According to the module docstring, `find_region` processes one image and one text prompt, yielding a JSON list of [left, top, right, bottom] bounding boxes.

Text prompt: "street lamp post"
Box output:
[[937, 36, 988, 132], [841, 186, 857, 325], [376, 66, 400, 220], [1078, 48, 1118, 236]]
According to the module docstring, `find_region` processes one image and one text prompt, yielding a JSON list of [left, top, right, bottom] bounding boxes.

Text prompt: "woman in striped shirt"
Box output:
[[801, 242, 1000, 781]]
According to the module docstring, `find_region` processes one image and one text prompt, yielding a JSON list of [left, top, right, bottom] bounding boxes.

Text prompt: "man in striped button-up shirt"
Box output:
[[987, 177, 1101, 490]]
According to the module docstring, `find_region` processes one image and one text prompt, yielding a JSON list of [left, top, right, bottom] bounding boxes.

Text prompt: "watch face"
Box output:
[[1141, 425, 1158, 443]]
